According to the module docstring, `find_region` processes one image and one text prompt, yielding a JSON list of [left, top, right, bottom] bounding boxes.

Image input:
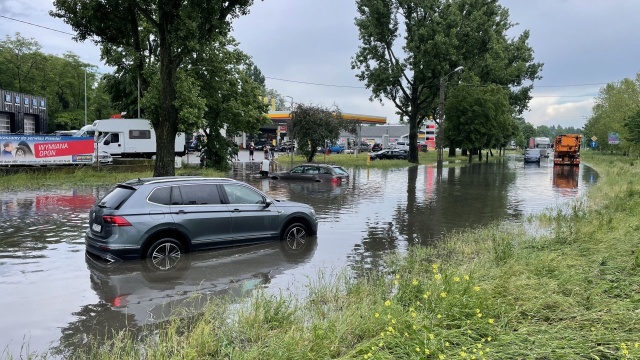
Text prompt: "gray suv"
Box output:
[[86, 177, 318, 263]]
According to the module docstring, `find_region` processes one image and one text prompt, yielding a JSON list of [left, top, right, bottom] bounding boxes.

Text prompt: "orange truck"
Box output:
[[553, 134, 582, 166]]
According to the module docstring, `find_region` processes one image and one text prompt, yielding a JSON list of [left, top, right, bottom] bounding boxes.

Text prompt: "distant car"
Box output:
[[390, 141, 410, 151], [349, 142, 371, 152], [320, 144, 345, 154], [85, 177, 318, 262], [369, 149, 409, 160], [271, 164, 349, 183], [254, 140, 270, 151], [524, 148, 541, 163], [278, 141, 295, 152], [371, 143, 383, 152]]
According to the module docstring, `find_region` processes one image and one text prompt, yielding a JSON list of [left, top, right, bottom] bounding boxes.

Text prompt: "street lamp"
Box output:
[[285, 96, 294, 162], [437, 66, 464, 166]]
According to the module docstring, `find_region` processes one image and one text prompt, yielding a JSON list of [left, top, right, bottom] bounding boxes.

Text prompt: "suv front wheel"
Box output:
[[283, 223, 308, 250], [146, 238, 183, 270]]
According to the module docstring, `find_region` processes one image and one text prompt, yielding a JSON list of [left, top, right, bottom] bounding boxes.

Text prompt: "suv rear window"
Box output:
[[98, 186, 135, 209]]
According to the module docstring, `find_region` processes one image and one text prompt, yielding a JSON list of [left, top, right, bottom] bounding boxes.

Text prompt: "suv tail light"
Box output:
[[102, 215, 132, 226]]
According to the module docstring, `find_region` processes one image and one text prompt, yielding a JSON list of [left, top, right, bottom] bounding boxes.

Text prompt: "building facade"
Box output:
[[0, 89, 48, 134]]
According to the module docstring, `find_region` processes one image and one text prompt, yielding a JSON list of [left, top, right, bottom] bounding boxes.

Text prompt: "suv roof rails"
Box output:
[[145, 177, 235, 184]]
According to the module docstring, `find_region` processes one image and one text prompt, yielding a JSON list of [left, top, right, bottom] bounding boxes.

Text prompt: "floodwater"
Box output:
[[0, 155, 598, 358]]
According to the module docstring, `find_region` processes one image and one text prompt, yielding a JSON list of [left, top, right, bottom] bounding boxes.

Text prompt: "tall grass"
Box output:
[[13, 152, 640, 359]]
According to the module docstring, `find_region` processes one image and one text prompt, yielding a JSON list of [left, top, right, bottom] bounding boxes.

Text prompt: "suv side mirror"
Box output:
[[264, 199, 273, 208]]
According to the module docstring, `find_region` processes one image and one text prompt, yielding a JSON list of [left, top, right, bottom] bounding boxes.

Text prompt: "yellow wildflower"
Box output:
[[396, 274, 400, 279], [437, 314, 442, 319], [488, 318, 494, 324], [434, 274, 442, 280], [429, 333, 435, 339], [454, 277, 460, 282], [385, 300, 391, 306], [392, 319, 396, 324], [440, 292, 447, 298], [394, 280, 398, 285], [476, 313, 482, 318], [464, 275, 470, 280], [445, 342, 450, 347], [425, 349, 431, 355], [439, 355, 446, 359], [473, 286, 480, 292], [411, 312, 417, 318], [475, 309, 480, 313], [416, 347, 421, 352], [412, 279, 419, 286], [460, 351, 467, 357], [375, 313, 379, 318]]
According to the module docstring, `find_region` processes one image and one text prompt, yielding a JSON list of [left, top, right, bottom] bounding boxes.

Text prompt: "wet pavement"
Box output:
[[0, 155, 598, 358]]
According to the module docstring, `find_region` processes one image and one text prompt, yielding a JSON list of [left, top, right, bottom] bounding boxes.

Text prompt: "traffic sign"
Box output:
[[591, 136, 597, 142]]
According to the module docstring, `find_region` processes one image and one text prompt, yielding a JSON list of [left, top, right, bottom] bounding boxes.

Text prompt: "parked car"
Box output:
[[253, 140, 270, 151], [277, 141, 295, 152], [348, 142, 371, 152], [85, 177, 318, 262], [271, 164, 349, 183], [371, 143, 383, 152], [524, 148, 541, 163], [369, 149, 409, 160], [320, 143, 345, 154], [390, 141, 410, 151]]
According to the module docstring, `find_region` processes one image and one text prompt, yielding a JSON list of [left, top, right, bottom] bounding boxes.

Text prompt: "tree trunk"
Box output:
[[408, 86, 419, 164], [153, 24, 179, 177], [448, 147, 456, 157]]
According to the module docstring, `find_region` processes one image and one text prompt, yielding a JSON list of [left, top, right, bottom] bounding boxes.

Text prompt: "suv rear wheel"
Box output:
[[146, 238, 183, 270], [283, 223, 308, 250]]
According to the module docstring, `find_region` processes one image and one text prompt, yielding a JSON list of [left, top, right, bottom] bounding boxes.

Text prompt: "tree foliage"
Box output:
[[186, 37, 270, 170], [50, 0, 256, 176], [584, 75, 640, 153], [0, 33, 116, 131], [445, 82, 513, 160], [352, 0, 542, 164], [288, 104, 347, 162]]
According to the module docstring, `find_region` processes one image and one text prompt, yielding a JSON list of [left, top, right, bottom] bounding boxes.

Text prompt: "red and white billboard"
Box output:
[[1, 134, 95, 165]]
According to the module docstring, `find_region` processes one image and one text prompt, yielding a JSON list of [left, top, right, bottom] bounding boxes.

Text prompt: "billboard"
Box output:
[[0, 134, 95, 165]]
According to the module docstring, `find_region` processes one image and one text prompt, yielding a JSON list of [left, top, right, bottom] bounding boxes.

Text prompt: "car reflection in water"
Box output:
[[86, 237, 317, 322], [50, 238, 318, 356]]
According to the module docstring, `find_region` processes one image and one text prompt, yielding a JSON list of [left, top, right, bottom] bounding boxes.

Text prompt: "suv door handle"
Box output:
[[176, 210, 186, 214]]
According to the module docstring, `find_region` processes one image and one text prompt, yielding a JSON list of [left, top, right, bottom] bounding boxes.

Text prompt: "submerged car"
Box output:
[[270, 164, 349, 183], [369, 149, 409, 160], [524, 148, 541, 163], [85, 177, 318, 262]]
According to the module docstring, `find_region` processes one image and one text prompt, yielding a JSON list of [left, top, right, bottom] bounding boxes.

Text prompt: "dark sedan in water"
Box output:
[[271, 164, 349, 183], [369, 149, 408, 160]]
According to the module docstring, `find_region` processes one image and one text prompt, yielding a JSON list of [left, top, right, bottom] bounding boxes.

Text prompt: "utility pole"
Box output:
[[84, 69, 87, 126]]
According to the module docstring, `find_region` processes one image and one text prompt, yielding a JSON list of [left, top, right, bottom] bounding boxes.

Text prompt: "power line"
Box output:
[[0, 14, 611, 95], [0, 15, 76, 36]]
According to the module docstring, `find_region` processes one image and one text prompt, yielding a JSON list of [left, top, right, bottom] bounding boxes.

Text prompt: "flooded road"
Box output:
[[0, 156, 598, 357]]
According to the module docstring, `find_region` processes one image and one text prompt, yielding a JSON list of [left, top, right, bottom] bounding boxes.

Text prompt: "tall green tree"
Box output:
[[51, 0, 256, 176], [445, 82, 512, 161], [352, 0, 542, 164], [187, 37, 270, 170], [289, 104, 347, 162], [584, 75, 640, 153]]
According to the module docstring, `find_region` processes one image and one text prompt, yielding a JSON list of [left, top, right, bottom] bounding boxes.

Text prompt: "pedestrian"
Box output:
[[270, 143, 275, 160], [264, 144, 270, 160], [248, 142, 255, 161]]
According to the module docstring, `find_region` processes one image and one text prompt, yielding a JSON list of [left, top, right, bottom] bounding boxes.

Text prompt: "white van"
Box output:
[[75, 119, 186, 158]]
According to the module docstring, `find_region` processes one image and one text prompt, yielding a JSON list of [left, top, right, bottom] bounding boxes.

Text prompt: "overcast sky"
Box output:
[[1, 0, 639, 129]]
